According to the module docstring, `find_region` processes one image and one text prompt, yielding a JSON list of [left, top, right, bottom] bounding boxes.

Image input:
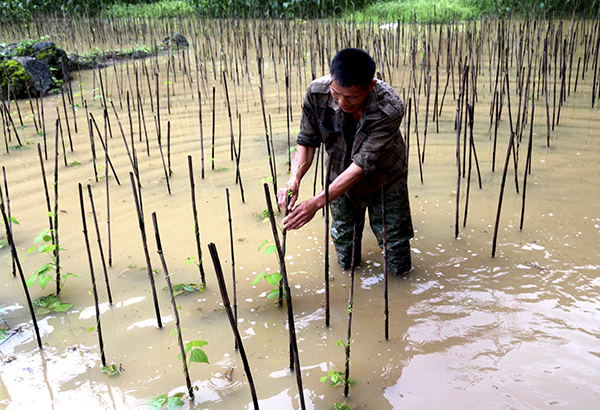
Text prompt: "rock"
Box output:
[[12, 57, 53, 96], [161, 33, 189, 48], [31, 42, 71, 82]]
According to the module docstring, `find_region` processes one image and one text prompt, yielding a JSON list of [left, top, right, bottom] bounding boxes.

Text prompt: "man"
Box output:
[[276, 48, 414, 276]]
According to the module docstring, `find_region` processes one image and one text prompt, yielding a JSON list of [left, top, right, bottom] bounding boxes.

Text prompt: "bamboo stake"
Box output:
[[0, 185, 43, 349], [187, 156, 206, 288], [52, 120, 61, 295], [78, 184, 106, 367], [2, 166, 15, 276], [226, 188, 238, 350], [263, 183, 306, 410], [343, 225, 358, 398], [211, 87, 216, 170], [87, 185, 113, 305], [152, 212, 194, 400], [129, 172, 162, 328], [157, 120, 171, 195], [89, 113, 121, 185], [324, 161, 332, 327], [208, 243, 260, 409], [382, 187, 389, 340], [491, 72, 517, 258]]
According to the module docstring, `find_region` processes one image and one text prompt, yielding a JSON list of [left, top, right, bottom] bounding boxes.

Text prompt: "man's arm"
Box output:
[[277, 144, 316, 214], [282, 162, 364, 230]]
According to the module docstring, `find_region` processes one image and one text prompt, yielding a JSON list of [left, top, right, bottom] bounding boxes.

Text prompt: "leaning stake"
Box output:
[[129, 172, 162, 328], [0, 185, 42, 349], [187, 156, 206, 288], [87, 185, 113, 305], [79, 183, 106, 367], [152, 212, 195, 400], [208, 243, 259, 409]]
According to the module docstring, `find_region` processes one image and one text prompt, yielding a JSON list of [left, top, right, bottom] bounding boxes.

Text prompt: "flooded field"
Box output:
[[1, 17, 599, 410]]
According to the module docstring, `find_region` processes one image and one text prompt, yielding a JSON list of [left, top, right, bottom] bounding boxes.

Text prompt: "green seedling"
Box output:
[[162, 283, 201, 296], [182, 257, 206, 290], [332, 401, 351, 410], [0, 328, 8, 344], [320, 368, 356, 387], [33, 294, 72, 315], [253, 240, 284, 301], [26, 228, 78, 290], [176, 339, 209, 367], [102, 363, 123, 377], [147, 392, 187, 410], [257, 208, 271, 223]]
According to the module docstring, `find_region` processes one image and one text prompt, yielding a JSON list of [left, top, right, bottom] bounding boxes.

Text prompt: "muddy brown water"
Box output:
[[1, 19, 600, 410]]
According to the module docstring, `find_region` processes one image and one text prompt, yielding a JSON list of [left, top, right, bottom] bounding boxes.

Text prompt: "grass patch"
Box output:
[[354, 0, 483, 23], [102, 1, 197, 19]]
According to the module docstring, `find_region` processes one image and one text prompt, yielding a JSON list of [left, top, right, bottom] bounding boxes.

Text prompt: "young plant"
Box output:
[[182, 257, 206, 290], [33, 294, 72, 315], [169, 328, 210, 368], [0, 215, 18, 249], [320, 368, 356, 387], [26, 228, 78, 290], [147, 392, 187, 410], [102, 363, 123, 377], [162, 283, 202, 296], [177, 339, 210, 367], [252, 240, 283, 301]]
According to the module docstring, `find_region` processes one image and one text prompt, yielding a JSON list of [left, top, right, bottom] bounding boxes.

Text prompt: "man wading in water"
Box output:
[[277, 48, 414, 276]]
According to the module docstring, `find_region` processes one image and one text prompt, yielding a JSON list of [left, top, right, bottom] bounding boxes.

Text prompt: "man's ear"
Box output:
[[366, 79, 377, 93]]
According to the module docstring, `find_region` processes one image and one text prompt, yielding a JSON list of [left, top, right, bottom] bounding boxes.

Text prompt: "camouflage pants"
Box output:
[[330, 185, 414, 276]]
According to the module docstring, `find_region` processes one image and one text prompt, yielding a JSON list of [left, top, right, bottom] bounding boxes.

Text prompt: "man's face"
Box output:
[[330, 79, 375, 115]]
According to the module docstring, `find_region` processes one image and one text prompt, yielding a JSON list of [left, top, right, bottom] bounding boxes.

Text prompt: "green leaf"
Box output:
[[189, 348, 209, 364], [251, 272, 266, 285], [257, 239, 269, 252], [147, 394, 168, 410], [264, 245, 277, 256], [267, 289, 280, 299], [26, 273, 38, 288], [164, 396, 184, 410], [38, 274, 53, 289], [53, 303, 72, 312], [264, 273, 282, 287], [186, 340, 208, 348], [35, 262, 53, 275], [34, 229, 49, 243]]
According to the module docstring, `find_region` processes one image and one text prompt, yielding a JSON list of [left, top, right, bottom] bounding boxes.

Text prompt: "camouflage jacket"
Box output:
[[297, 75, 407, 208]]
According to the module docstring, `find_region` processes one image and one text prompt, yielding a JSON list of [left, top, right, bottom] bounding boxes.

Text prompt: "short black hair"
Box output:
[[330, 48, 376, 88]]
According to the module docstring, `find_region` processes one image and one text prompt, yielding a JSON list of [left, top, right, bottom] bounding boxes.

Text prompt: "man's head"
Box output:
[[330, 48, 376, 88], [329, 48, 376, 115]]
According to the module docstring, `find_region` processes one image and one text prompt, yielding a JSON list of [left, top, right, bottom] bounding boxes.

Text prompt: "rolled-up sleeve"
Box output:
[[296, 86, 323, 148]]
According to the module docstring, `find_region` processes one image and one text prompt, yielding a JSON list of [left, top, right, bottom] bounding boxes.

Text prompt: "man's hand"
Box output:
[[277, 183, 299, 215], [282, 198, 319, 230]]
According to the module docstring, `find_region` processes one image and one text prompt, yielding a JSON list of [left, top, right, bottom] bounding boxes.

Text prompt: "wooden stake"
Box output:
[[78, 183, 106, 367], [187, 156, 206, 288], [0, 185, 43, 349], [129, 172, 162, 328], [152, 212, 195, 400], [208, 243, 260, 409]]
